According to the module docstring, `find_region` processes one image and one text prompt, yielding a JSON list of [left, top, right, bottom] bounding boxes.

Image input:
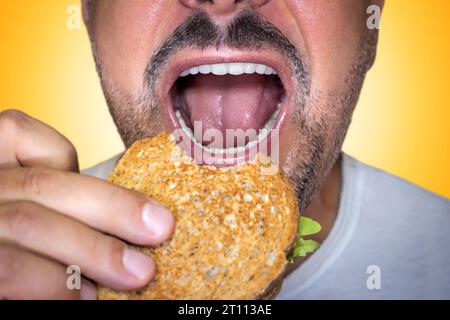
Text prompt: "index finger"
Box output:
[[0, 167, 175, 246], [0, 109, 79, 172]]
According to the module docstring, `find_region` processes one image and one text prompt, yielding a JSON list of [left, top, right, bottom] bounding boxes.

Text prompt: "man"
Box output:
[[0, 0, 448, 300]]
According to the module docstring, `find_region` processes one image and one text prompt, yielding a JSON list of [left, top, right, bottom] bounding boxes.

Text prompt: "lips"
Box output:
[[158, 49, 293, 166], [174, 63, 284, 147]]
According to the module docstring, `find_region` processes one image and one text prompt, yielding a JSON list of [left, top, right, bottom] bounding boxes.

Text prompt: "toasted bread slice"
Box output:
[[98, 132, 299, 300]]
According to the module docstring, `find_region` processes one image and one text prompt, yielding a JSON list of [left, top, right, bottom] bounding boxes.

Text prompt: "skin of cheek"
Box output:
[[90, 1, 192, 95], [278, 118, 307, 169], [257, 0, 368, 168], [281, 0, 368, 95]]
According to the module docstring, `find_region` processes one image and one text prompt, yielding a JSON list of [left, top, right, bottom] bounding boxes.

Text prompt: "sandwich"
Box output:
[[98, 132, 319, 300]]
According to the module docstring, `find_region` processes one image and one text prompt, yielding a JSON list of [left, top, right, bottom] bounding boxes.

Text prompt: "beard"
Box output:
[[91, 9, 378, 212]]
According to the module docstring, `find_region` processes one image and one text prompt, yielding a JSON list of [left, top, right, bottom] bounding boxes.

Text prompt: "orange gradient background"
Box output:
[[0, 1, 449, 198]]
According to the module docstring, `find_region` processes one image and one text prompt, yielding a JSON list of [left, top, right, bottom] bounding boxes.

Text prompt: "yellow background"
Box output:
[[0, 1, 449, 198]]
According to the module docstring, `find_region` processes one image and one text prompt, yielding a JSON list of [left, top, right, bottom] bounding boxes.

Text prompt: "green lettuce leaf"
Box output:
[[288, 216, 321, 263], [298, 216, 322, 237], [292, 239, 320, 258]]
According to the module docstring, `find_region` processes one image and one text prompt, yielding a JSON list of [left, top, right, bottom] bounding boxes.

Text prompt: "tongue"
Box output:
[[181, 74, 282, 147]]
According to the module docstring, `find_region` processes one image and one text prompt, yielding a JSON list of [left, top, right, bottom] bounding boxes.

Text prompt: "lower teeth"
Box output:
[[175, 103, 281, 154]]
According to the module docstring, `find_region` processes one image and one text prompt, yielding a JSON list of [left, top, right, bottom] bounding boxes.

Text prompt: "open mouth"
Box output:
[[161, 51, 291, 166]]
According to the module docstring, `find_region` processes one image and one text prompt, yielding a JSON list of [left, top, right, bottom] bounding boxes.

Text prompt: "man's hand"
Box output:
[[0, 110, 175, 299]]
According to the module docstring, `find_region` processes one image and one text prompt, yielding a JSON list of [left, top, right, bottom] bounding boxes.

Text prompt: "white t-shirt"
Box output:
[[82, 153, 450, 299]]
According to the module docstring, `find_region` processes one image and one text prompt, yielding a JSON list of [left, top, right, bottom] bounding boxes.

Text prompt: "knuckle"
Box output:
[[0, 109, 28, 135], [59, 141, 79, 171], [21, 167, 52, 197], [102, 237, 126, 273], [0, 245, 19, 288], [104, 186, 140, 218], [5, 202, 38, 238], [87, 232, 125, 273]]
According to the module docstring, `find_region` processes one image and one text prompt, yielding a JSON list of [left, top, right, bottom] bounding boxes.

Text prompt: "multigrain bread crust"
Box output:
[[98, 133, 299, 300]]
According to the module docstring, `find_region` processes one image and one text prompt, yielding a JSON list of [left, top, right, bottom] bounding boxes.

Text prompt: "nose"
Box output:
[[180, 0, 270, 16]]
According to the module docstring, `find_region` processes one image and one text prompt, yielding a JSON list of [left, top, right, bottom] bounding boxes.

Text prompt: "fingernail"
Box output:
[[123, 248, 155, 280], [80, 280, 97, 300], [142, 202, 174, 240]]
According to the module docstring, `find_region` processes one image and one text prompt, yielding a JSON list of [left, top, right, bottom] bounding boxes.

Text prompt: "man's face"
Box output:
[[84, 0, 379, 210]]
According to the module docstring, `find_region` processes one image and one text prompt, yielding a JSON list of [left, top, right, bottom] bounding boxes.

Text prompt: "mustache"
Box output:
[[145, 9, 309, 92]]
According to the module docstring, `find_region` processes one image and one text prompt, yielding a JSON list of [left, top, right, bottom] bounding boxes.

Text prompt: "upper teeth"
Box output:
[[179, 63, 277, 77]]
